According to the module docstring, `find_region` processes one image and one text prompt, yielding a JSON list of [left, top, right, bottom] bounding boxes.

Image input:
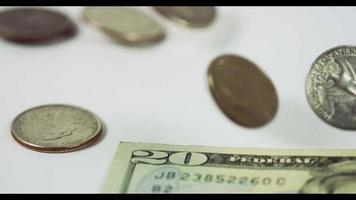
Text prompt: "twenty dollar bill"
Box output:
[[102, 142, 356, 193]]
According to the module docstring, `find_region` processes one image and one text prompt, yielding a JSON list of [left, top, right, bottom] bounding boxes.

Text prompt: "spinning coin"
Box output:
[[306, 46, 356, 130], [11, 104, 102, 153], [82, 7, 165, 45], [0, 8, 76, 44], [208, 54, 278, 128], [154, 6, 216, 28]]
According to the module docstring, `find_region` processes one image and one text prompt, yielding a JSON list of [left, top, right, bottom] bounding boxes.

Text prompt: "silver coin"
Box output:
[[82, 7, 166, 45], [11, 104, 102, 153], [154, 6, 216, 28], [306, 45, 356, 130]]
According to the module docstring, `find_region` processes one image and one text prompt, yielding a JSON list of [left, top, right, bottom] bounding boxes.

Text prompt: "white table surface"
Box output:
[[1, 6, 356, 193]]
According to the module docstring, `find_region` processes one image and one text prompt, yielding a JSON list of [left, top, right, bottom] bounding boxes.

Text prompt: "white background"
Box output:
[[1, 6, 356, 193]]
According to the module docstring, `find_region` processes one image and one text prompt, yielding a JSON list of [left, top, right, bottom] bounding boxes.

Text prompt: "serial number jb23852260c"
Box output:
[[154, 170, 286, 186]]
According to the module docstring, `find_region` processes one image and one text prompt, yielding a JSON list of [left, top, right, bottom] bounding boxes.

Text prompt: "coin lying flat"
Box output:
[[306, 46, 356, 130], [154, 6, 216, 28], [0, 8, 76, 44], [208, 54, 278, 128], [82, 7, 165, 45], [11, 104, 102, 153]]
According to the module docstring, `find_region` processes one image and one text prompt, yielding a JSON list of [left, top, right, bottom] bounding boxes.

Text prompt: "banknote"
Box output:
[[102, 142, 356, 193]]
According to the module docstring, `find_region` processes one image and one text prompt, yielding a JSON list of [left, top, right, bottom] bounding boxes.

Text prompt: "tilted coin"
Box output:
[[82, 7, 165, 45], [0, 8, 76, 44], [11, 104, 102, 153], [306, 46, 356, 130], [153, 6, 216, 28], [208, 54, 278, 128]]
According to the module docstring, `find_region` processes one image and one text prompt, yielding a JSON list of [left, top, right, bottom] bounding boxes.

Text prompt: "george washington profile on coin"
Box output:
[[11, 104, 102, 153], [306, 46, 356, 130]]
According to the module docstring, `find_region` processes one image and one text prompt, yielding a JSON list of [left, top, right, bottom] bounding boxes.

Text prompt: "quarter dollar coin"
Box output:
[[306, 46, 356, 130], [11, 104, 102, 153]]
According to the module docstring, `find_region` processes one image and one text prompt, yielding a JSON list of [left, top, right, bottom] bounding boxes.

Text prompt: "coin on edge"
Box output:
[[153, 6, 216, 28], [0, 8, 76, 44], [306, 46, 356, 130], [208, 54, 278, 128], [11, 104, 102, 153], [82, 7, 165, 45]]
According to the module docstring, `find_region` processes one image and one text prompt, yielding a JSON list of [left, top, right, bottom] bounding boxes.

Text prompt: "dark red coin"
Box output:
[[0, 8, 77, 44]]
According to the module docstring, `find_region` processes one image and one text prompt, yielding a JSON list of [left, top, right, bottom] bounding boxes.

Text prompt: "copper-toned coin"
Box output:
[[0, 8, 76, 44], [11, 104, 102, 153], [208, 54, 278, 128], [154, 6, 216, 28], [300, 161, 356, 193]]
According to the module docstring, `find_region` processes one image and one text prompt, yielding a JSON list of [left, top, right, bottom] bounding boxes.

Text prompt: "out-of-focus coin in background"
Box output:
[[11, 104, 102, 153], [153, 6, 216, 28], [0, 8, 76, 44], [306, 46, 356, 130], [300, 161, 356, 193], [82, 7, 166, 45], [208, 54, 278, 128]]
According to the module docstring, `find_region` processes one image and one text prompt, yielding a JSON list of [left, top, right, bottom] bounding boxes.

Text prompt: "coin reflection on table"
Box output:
[[0, 8, 76, 44], [82, 7, 166, 45], [11, 104, 103, 153], [154, 6, 216, 28], [208, 54, 278, 128]]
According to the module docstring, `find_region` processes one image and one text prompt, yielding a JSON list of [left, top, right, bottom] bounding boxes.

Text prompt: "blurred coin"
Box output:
[[208, 54, 278, 128], [11, 104, 102, 153], [82, 7, 165, 45], [0, 8, 76, 44], [300, 161, 356, 193], [306, 46, 356, 130], [154, 6, 216, 28]]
